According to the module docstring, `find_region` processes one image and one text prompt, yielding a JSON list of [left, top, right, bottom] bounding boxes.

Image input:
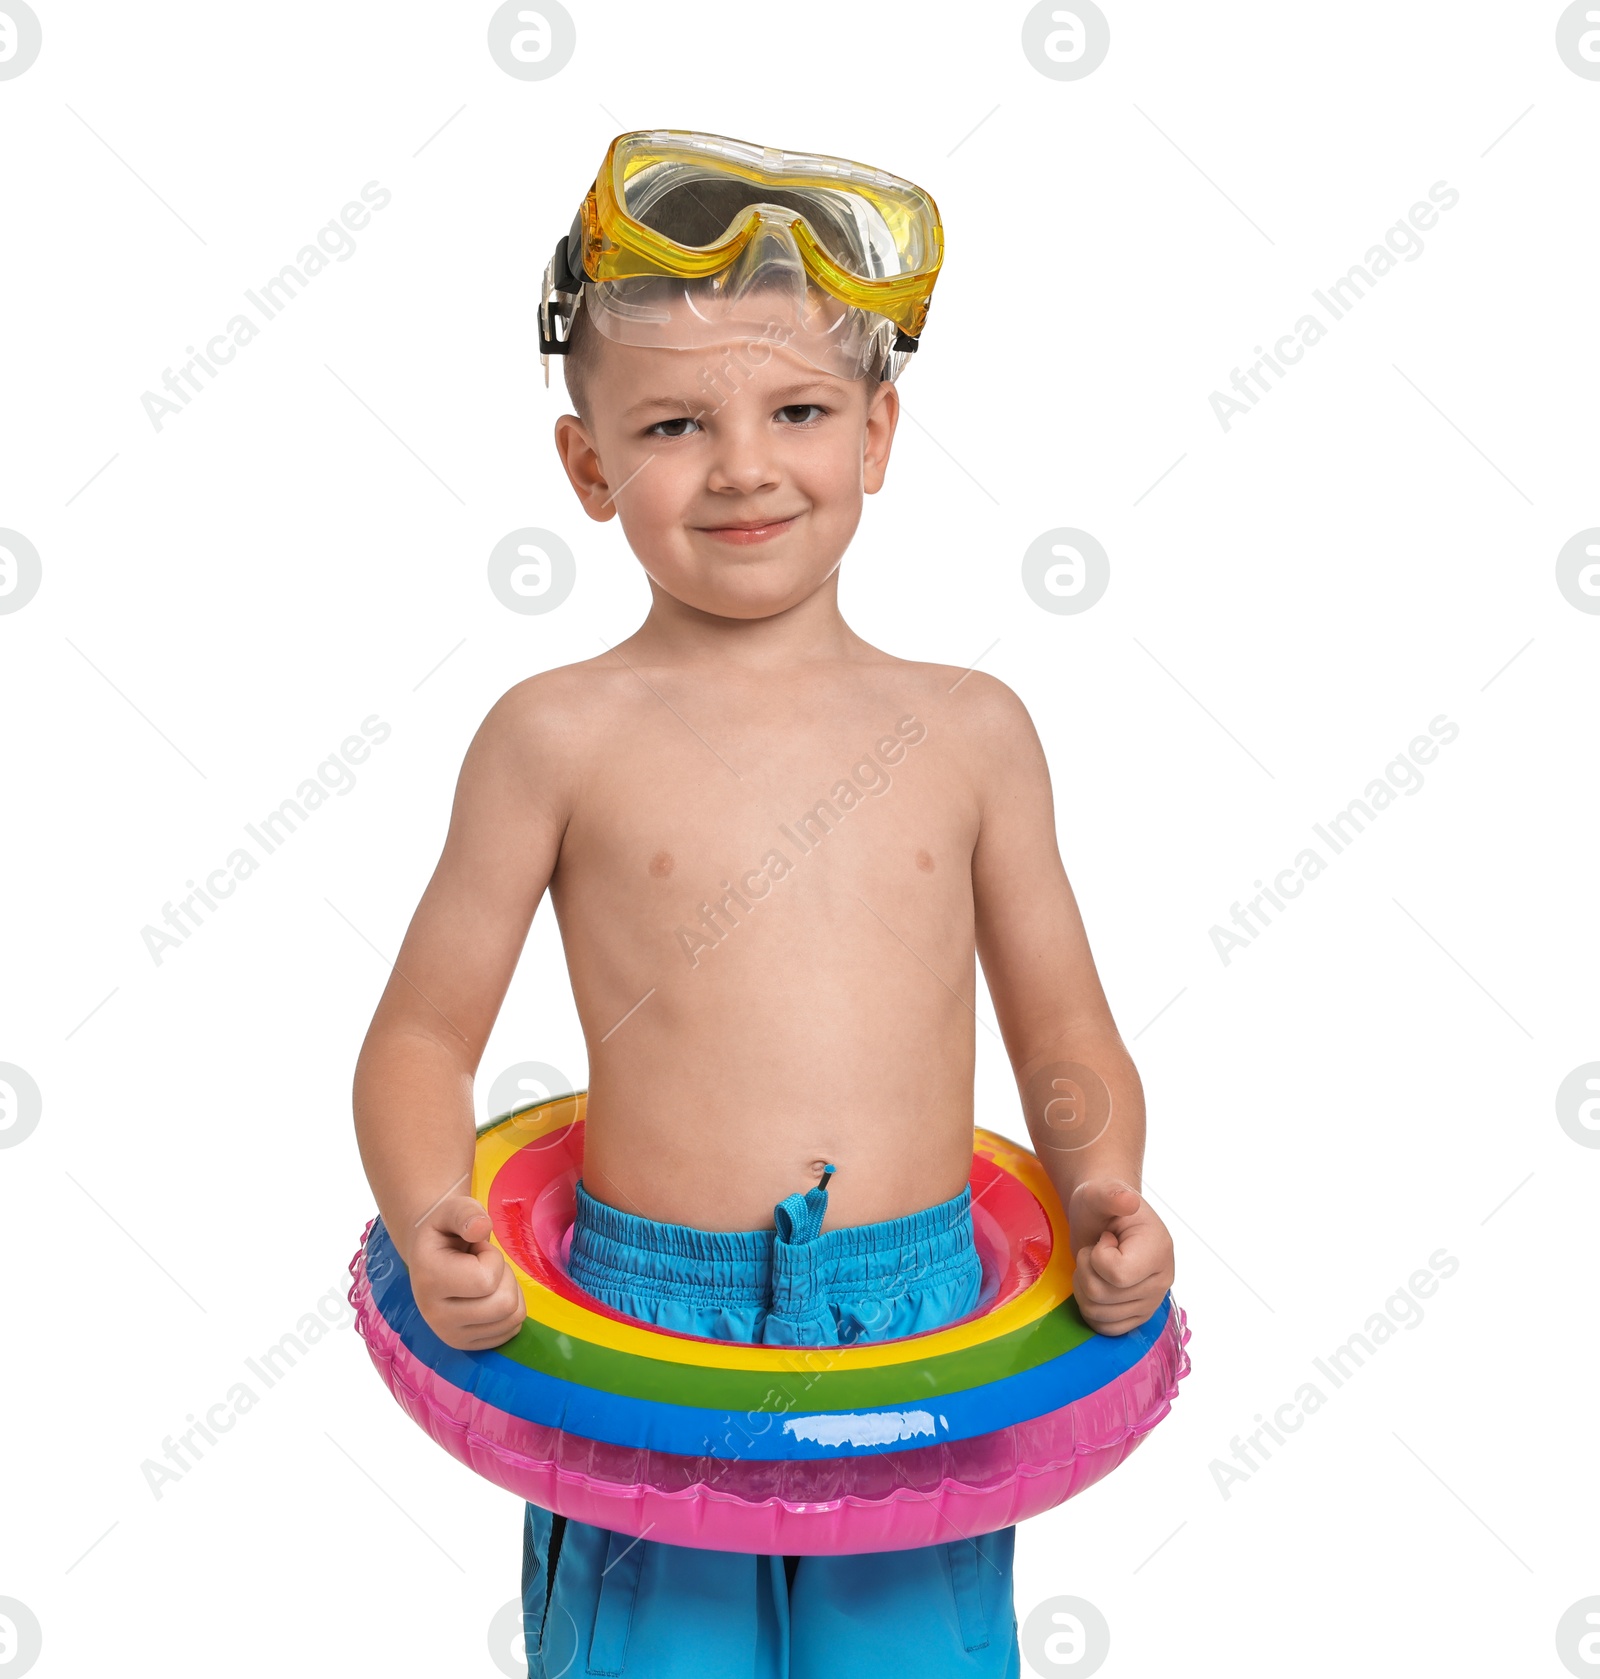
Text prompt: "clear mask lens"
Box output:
[[618, 160, 921, 283]]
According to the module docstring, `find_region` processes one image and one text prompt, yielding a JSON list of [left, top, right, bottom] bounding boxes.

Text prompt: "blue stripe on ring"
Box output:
[[362, 1216, 1170, 1462]]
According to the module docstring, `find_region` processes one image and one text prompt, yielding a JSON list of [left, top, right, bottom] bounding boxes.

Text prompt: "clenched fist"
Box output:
[[1067, 1180, 1175, 1337], [407, 1194, 528, 1351]]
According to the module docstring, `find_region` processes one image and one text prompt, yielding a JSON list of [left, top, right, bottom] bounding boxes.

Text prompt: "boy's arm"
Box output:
[[352, 680, 574, 1346], [966, 674, 1175, 1334]]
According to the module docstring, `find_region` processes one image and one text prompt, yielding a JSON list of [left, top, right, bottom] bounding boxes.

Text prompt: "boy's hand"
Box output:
[[1067, 1180, 1175, 1337], [407, 1195, 528, 1351]]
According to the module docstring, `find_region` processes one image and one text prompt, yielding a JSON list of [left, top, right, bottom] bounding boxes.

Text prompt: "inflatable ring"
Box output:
[[348, 1094, 1191, 1554]]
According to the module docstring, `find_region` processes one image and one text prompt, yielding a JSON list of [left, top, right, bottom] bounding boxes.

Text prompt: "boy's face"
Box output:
[[553, 299, 900, 623]]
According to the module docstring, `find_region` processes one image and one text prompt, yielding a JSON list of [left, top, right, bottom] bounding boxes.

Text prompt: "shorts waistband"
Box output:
[[568, 1176, 977, 1312]]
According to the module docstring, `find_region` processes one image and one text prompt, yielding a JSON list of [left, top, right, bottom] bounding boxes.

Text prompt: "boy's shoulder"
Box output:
[[473, 650, 643, 742], [882, 657, 1041, 746], [455, 656, 624, 809], [881, 661, 1050, 816]]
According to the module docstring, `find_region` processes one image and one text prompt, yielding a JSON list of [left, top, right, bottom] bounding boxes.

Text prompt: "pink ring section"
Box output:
[[348, 1228, 1193, 1555]]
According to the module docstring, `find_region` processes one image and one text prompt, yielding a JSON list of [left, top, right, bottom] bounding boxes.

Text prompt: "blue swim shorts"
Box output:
[[521, 1168, 1020, 1678]]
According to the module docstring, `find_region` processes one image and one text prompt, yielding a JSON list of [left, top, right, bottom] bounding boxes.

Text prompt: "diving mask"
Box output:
[[539, 129, 944, 385]]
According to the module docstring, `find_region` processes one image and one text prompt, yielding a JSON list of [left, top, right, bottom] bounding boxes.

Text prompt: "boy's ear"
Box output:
[[862, 378, 900, 495], [553, 414, 619, 523]]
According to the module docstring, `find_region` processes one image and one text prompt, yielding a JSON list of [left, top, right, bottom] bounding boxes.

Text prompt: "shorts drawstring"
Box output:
[[773, 1162, 835, 1246]]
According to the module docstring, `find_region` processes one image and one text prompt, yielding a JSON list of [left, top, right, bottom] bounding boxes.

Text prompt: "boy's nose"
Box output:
[[705, 425, 781, 496]]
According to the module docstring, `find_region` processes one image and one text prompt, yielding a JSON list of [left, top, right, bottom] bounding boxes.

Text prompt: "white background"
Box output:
[[2, 3, 1597, 1675]]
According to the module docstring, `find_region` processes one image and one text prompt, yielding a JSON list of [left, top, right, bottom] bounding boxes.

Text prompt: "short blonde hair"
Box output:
[[559, 289, 884, 427]]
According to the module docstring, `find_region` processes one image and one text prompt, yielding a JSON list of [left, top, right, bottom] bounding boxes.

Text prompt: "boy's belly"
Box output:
[[579, 1092, 978, 1231], [575, 958, 980, 1228]]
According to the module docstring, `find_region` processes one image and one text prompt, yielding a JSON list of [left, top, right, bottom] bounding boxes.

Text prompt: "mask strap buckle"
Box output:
[[538, 230, 585, 384]]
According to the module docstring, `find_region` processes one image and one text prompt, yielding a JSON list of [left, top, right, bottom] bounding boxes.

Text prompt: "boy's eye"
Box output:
[[776, 403, 826, 425], [646, 416, 700, 439]]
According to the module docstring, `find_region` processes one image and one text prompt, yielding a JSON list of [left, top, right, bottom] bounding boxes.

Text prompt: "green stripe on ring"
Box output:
[[491, 1291, 1094, 1410]]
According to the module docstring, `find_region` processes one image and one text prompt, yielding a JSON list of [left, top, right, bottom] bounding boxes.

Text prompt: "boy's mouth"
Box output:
[[695, 514, 800, 546]]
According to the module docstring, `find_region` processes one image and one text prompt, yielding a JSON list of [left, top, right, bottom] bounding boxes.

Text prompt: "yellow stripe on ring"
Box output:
[[474, 1097, 1075, 1372]]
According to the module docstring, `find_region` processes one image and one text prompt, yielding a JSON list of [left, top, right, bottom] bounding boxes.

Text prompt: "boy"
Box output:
[[352, 130, 1175, 1678]]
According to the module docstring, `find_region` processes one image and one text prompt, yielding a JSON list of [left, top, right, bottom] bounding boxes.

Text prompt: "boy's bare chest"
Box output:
[[550, 683, 978, 962]]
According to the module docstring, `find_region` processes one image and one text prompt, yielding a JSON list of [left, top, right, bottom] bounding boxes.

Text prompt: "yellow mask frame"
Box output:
[[579, 130, 944, 340]]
